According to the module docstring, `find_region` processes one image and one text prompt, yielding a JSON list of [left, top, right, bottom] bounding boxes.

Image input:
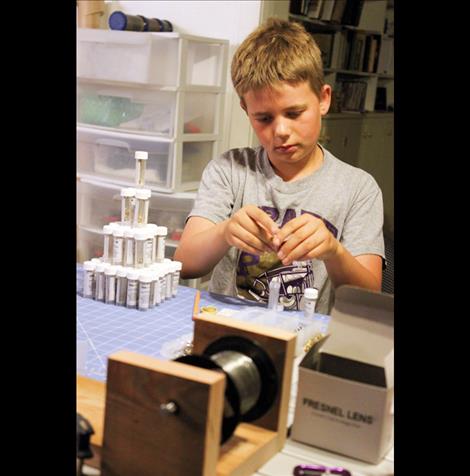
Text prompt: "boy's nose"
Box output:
[[273, 118, 290, 139]]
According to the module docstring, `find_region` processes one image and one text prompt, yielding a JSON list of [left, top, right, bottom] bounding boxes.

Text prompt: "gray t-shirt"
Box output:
[[188, 145, 385, 314]]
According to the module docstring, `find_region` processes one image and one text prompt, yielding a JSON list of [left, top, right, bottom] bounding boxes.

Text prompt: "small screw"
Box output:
[[160, 401, 179, 415]]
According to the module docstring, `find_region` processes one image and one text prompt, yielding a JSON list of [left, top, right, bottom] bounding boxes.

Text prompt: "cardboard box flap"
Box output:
[[320, 286, 394, 387]]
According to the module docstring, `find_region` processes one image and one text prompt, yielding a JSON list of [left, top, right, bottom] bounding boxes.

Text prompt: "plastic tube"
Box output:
[[83, 260, 96, 299], [133, 188, 151, 227], [120, 187, 136, 226], [134, 150, 148, 188], [267, 276, 281, 309], [102, 225, 113, 263]]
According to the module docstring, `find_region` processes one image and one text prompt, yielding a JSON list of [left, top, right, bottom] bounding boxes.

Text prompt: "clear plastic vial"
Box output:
[[112, 227, 125, 265], [102, 225, 114, 263], [94, 263, 107, 301], [267, 276, 281, 309], [120, 187, 136, 226], [104, 265, 117, 304], [83, 260, 96, 299], [147, 224, 158, 263], [133, 188, 151, 227], [134, 229, 147, 268], [115, 266, 128, 306], [143, 228, 154, 267], [135, 150, 148, 188], [156, 226, 168, 262], [126, 270, 140, 309], [148, 271, 157, 309], [123, 227, 135, 267], [163, 260, 173, 300], [138, 273, 152, 311], [303, 287, 319, 318], [171, 261, 182, 297]]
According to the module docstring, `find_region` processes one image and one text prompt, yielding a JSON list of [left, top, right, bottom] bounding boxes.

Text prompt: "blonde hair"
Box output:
[[231, 17, 325, 100]]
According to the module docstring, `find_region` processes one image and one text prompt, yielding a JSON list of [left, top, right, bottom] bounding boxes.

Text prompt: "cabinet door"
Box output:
[[320, 117, 362, 167], [357, 115, 394, 235]]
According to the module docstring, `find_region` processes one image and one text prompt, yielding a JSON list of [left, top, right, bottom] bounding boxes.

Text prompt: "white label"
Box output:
[[113, 237, 123, 265], [304, 298, 317, 315], [156, 237, 165, 262], [96, 273, 105, 301], [165, 274, 172, 299], [172, 272, 179, 297], [139, 282, 150, 310], [127, 280, 138, 306], [125, 239, 134, 266], [154, 280, 161, 304], [144, 239, 153, 265], [160, 276, 166, 301], [103, 236, 110, 261], [106, 276, 116, 303], [83, 270, 94, 298]]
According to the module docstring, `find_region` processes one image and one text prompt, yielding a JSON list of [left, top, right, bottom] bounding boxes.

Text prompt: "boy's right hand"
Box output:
[[222, 205, 280, 255]]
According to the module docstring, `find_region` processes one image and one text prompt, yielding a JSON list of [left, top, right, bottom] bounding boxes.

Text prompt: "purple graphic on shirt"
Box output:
[[236, 207, 336, 310]]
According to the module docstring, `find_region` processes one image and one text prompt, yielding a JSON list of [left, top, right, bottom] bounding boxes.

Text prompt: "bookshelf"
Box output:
[[289, 0, 394, 236], [289, 0, 394, 113]]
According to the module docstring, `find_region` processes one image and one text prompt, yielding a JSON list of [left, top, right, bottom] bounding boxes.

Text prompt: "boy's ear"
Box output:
[[319, 84, 332, 116]]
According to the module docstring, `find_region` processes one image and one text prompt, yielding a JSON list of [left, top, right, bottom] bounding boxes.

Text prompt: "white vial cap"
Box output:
[[135, 188, 151, 200], [113, 228, 124, 238], [83, 260, 96, 271], [121, 187, 136, 197], [95, 263, 107, 272], [139, 273, 153, 283], [147, 223, 158, 234], [90, 258, 101, 263], [123, 227, 135, 238], [172, 260, 182, 271], [116, 266, 127, 277], [135, 150, 149, 161], [103, 225, 113, 235], [163, 258, 172, 264], [156, 226, 168, 236], [134, 229, 149, 240], [109, 222, 122, 229], [304, 287, 318, 300], [105, 265, 117, 276], [127, 270, 141, 280]]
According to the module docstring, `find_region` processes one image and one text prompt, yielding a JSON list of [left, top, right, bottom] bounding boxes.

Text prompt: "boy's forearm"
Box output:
[[324, 243, 382, 291], [174, 220, 231, 278]]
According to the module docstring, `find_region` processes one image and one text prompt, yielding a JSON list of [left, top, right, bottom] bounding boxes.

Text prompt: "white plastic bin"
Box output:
[[77, 126, 217, 192], [77, 82, 221, 137], [77, 178, 196, 243], [77, 28, 228, 89]]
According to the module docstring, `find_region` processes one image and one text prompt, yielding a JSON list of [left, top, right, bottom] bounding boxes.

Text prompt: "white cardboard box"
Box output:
[[291, 285, 394, 464]]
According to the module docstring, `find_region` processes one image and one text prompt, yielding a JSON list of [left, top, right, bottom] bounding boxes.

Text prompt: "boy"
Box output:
[[174, 18, 385, 314]]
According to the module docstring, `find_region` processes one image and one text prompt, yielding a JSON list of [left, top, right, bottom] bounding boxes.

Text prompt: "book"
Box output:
[[329, 30, 348, 69], [313, 32, 335, 68], [320, 0, 336, 21], [307, 0, 324, 19], [330, 0, 346, 23], [377, 36, 394, 75], [341, 0, 364, 26]]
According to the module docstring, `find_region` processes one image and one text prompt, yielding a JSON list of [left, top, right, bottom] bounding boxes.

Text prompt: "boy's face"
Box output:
[[242, 81, 331, 173]]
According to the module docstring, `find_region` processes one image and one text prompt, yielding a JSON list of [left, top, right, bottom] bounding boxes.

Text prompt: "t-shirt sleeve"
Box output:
[[187, 152, 236, 224], [341, 172, 385, 261]]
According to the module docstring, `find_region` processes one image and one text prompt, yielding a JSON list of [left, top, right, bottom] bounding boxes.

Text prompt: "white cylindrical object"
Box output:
[[112, 227, 125, 266], [102, 225, 114, 263], [123, 227, 135, 267], [156, 226, 168, 262], [147, 271, 157, 308], [83, 260, 96, 299], [267, 276, 281, 309], [135, 150, 149, 188], [133, 188, 151, 227], [134, 229, 147, 268], [94, 263, 107, 301], [303, 287, 318, 318], [163, 260, 173, 300], [115, 266, 128, 306], [120, 187, 136, 226], [171, 261, 182, 297], [126, 270, 140, 309], [143, 229, 154, 267], [147, 224, 158, 263], [104, 266, 117, 304], [138, 273, 152, 311]]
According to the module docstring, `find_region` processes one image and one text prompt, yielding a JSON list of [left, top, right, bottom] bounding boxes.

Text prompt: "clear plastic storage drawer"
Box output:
[[77, 28, 228, 88], [77, 126, 217, 192], [77, 178, 196, 243], [77, 82, 220, 137]]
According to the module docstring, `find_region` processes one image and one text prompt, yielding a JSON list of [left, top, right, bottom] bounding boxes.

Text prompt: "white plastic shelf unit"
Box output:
[[76, 28, 229, 193]]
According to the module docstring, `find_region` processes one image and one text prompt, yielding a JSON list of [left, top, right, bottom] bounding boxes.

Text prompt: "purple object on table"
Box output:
[[293, 464, 352, 476]]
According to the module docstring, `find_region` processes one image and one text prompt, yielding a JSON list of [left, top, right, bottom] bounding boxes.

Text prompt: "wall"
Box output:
[[99, 0, 287, 152]]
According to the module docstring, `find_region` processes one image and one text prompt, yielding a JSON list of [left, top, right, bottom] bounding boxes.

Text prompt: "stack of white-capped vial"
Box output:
[[81, 150, 183, 311]]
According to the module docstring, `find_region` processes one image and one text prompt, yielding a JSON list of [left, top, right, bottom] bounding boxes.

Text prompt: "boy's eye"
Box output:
[[256, 116, 272, 123], [286, 110, 302, 119]]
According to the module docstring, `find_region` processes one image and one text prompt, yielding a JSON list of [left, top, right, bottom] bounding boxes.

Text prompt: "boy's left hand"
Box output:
[[271, 214, 340, 265]]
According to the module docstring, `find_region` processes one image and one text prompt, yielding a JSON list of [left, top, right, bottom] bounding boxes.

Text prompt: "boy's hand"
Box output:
[[223, 205, 280, 255], [272, 214, 340, 265]]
